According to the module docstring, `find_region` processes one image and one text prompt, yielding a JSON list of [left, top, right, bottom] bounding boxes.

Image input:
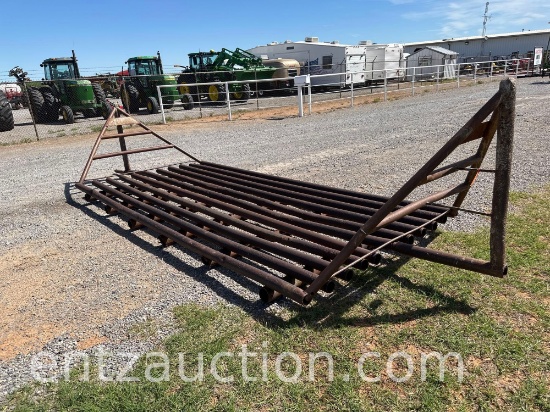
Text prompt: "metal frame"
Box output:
[[76, 79, 516, 305]]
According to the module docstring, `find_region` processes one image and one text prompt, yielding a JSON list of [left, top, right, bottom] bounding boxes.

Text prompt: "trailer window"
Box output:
[[322, 56, 332, 69]]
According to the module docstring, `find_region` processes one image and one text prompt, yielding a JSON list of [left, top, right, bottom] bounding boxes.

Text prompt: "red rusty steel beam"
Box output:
[[76, 182, 311, 305], [126, 171, 414, 265], [105, 176, 363, 275], [92, 179, 338, 294], [420, 155, 482, 185], [171, 165, 440, 228], [161, 166, 438, 231], [199, 161, 450, 215], [92, 144, 175, 160], [190, 163, 445, 223], [376, 183, 469, 229], [305, 84, 504, 298], [151, 168, 426, 238]]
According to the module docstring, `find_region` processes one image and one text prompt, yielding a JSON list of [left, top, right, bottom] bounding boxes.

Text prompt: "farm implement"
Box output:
[[75, 79, 515, 305]]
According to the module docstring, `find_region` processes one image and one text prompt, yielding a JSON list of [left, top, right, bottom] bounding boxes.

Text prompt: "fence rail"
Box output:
[[0, 58, 542, 144]]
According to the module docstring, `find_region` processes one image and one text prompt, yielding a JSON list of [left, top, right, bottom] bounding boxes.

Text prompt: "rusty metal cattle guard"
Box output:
[[76, 79, 516, 305]]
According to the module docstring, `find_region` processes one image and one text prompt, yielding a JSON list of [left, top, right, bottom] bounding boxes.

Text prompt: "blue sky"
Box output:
[[1, 0, 549, 81]]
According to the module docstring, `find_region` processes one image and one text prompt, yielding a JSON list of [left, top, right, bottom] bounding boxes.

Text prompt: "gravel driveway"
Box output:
[[0, 77, 548, 399]]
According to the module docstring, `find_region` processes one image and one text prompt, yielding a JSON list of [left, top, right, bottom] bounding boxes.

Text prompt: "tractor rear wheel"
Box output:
[[232, 83, 251, 102], [91, 83, 107, 103], [28, 87, 47, 123], [181, 93, 194, 110], [121, 83, 140, 113], [0, 90, 14, 132], [40, 87, 60, 122], [207, 83, 226, 103], [146, 96, 159, 114], [61, 105, 75, 124]]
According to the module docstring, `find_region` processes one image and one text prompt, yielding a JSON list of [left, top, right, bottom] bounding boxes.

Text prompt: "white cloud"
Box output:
[[400, 0, 550, 38]]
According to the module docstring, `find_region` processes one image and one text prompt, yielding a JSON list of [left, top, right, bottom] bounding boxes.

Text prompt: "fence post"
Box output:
[[457, 63, 460, 88], [297, 85, 304, 117], [436, 66, 440, 91], [504, 60, 508, 75], [350, 73, 354, 107], [412, 67, 415, 96], [308, 83, 312, 115], [515, 60, 519, 78], [383, 69, 387, 101], [490, 61, 493, 79], [157, 85, 166, 124], [226, 81, 232, 121]]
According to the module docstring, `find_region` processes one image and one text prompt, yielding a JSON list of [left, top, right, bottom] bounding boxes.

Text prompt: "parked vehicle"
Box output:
[[24, 51, 112, 124], [259, 58, 300, 94], [176, 48, 277, 103], [120, 52, 193, 113], [0, 90, 14, 132]]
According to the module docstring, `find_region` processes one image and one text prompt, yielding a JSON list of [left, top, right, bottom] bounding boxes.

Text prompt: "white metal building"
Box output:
[[403, 29, 550, 62], [247, 38, 405, 87], [406, 46, 458, 79]]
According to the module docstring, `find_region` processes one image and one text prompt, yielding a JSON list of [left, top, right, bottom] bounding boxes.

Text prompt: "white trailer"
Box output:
[[248, 38, 405, 87]]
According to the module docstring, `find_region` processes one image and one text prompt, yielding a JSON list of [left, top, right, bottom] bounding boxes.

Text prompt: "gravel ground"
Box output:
[[0, 76, 548, 400]]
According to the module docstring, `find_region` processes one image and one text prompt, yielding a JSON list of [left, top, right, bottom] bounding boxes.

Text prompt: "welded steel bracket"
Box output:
[[76, 79, 516, 305]]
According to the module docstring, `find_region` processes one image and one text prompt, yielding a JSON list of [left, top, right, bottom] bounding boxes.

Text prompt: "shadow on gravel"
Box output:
[[64, 181, 475, 330]]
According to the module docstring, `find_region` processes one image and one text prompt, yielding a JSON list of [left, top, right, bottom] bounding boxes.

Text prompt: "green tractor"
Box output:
[[176, 48, 278, 103], [120, 52, 194, 114], [26, 51, 111, 124]]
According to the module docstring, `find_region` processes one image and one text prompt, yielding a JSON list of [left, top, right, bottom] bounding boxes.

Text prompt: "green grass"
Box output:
[[5, 186, 549, 411], [0, 137, 35, 146]]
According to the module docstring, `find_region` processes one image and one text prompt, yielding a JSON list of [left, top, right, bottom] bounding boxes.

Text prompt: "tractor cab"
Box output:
[[42, 58, 77, 80], [188, 51, 222, 71], [127, 56, 163, 76]]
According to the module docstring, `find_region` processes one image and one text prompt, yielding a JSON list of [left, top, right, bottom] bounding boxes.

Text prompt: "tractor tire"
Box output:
[[91, 83, 106, 103], [28, 87, 47, 123], [181, 93, 194, 110], [177, 74, 198, 97], [207, 83, 226, 103], [146, 96, 159, 114], [121, 83, 140, 113], [0, 91, 14, 132], [101, 100, 115, 119], [61, 105, 75, 124], [232, 83, 251, 102], [40, 87, 60, 122]]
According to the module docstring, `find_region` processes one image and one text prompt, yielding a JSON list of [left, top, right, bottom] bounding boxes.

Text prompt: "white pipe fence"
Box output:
[[156, 57, 533, 124]]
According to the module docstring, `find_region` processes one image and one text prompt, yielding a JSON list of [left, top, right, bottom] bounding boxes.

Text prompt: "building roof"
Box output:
[[420, 46, 458, 55], [404, 29, 550, 47]]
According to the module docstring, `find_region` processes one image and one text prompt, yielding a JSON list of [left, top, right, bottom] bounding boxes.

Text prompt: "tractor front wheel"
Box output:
[[146, 96, 159, 114], [121, 83, 140, 113], [207, 83, 226, 103], [61, 106, 75, 124], [181, 93, 194, 110], [101, 100, 115, 119], [232, 83, 251, 102], [27, 87, 47, 123]]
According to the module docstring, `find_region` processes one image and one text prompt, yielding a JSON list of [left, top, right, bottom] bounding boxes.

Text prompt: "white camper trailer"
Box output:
[[248, 38, 405, 88]]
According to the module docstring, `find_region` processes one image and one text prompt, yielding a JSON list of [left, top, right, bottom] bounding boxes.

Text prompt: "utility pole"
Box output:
[[481, 2, 490, 57], [482, 2, 490, 37]]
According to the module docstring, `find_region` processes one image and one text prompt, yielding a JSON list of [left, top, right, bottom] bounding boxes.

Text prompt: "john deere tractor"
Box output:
[[120, 52, 193, 114], [176, 48, 277, 103], [25, 51, 111, 124]]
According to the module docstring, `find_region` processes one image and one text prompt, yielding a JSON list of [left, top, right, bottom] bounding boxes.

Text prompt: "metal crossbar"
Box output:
[[75, 79, 515, 305]]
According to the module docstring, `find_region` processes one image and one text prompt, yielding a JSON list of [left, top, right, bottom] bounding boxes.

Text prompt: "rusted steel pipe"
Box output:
[[130, 171, 415, 258], [153, 168, 431, 235], [199, 161, 450, 215], [168, 165, 438, 229], [93, 179, 335, 291], [77, 182, 311, 305], [190, 163, 445, 222]]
